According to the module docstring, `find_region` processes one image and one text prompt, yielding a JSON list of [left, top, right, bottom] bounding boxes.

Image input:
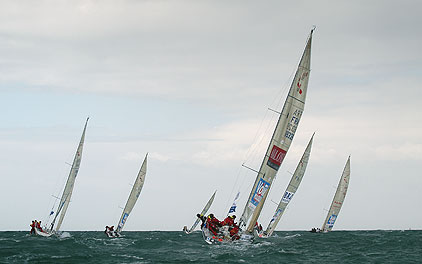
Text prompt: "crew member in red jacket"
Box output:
[[230, 225, 240, 240], [206, 214, 221, 235], [36, 221, 44, 232], [221, 215, 236, 227], [30, 221, 36, 234]]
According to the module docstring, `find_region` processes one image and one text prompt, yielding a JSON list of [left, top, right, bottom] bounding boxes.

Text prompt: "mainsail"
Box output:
[[49, 117, 89, 232], [185, 191, 216, 234], [115, 154, 148, 233], [264, 133, 314, 236], [321, 156, 351, 232], [239, 29, 314, 233]]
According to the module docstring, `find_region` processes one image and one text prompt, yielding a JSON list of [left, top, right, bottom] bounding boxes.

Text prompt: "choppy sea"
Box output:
[[0, 230, 421, 263]]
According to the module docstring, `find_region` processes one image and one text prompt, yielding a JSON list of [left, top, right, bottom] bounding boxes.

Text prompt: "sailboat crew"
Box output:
[[30, 221, 36, 234], [221, 215, 240, 240], [310, 227, 321, 233], [230, 225, 240, 240], [105, 225, 117, 237], [36, 221, 44, 232], [196, 214, 207, 228], [206, 214, 222, 235], [221, 215, 236, 226]]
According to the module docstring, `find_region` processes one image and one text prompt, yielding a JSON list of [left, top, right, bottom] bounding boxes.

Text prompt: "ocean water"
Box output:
[[0, 230, 421, 263]]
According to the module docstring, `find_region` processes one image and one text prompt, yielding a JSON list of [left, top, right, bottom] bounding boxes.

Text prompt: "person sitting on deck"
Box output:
[[206, 214, 221, 235]]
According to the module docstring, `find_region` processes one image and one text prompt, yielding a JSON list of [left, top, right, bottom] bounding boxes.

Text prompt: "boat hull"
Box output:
[[201, 226, 225, 244], [105, 231, 121, 238], [34, 228, 54, 237], [182, 226, 191, 234], [201, 226, 253, 244]]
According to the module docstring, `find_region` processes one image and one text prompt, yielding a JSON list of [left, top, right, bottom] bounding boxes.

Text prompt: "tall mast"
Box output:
[[239, 30, 314, 233]]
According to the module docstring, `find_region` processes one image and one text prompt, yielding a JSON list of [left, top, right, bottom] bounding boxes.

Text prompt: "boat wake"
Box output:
[[58, 232, 71, 239], [282, 233, 301, 240]]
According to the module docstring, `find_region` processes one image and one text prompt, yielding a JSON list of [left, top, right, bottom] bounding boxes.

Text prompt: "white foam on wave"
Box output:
[[282, 233, 301, 240], [59, 232, 71, 239]]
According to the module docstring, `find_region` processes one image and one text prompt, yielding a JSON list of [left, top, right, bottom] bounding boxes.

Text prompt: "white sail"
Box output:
[[227, 191, 240, 215], [321, 156, 351, 232], [50, 117, 89, 232], [239, 29, 314, 233], [115, 153, 148, 233], [186, 191, 216, 233], [264, 133, 314, 236]]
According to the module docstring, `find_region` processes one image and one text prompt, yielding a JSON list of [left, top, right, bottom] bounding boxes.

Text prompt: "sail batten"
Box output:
[[116, 154, 148, 233], [239, 30, 313, 233]]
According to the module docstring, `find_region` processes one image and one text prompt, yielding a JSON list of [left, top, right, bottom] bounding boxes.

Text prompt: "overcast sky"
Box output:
[[1, 0, 421, 231]]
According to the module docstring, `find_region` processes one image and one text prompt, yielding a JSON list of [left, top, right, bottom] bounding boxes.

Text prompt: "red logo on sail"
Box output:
[[296, 71, 308, 95], [267, 145, 286, 170]]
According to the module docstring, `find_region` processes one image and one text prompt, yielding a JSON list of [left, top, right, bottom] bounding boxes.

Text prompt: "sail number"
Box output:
[[281, 191, 295, 203], [285, 109, 303, 140]]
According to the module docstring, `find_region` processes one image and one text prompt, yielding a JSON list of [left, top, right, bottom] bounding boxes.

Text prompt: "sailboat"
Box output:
[[201, 28, 314, 244], [262, 133, 314, 237], [105, 154, 147, 237], [183, 191, 216, 234], [311, 156, 350, 233], [34, 117, 89, 237]]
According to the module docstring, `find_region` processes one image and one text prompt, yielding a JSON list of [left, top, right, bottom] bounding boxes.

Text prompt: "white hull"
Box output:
[[182, 226, 191, 234], [201, 226, 225, 244], [34, 228, 54, 237], [105, 230, 121, 238], [201, 226, 253, 244]]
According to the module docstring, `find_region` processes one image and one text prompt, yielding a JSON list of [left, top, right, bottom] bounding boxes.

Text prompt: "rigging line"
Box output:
[[243, 38, 299, 163], [243, 56, 297, 167], [242, 47, 296, 165], [224, 105, 275, 214], [236, 85, 289, 203], [223, 162, 244, 216], [224, 36, 301, 217], [244, 99, 281, 166], [45, 157, 70, 226]]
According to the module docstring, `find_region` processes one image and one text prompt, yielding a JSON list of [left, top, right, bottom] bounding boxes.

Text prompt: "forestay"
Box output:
[[264, 133, 314, 236], [116, 154, 148, 233], [321, 156, 351, 232], [239, 29, 314, 233], [50, 117, 89, 232]]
